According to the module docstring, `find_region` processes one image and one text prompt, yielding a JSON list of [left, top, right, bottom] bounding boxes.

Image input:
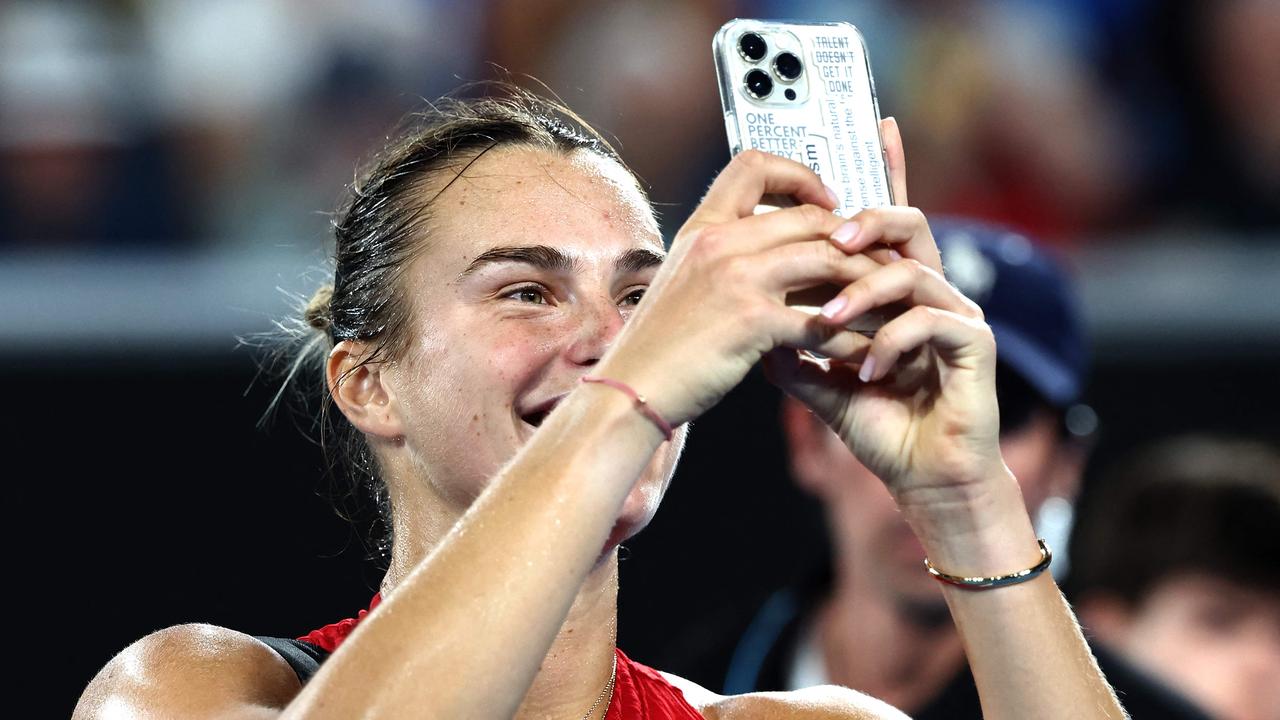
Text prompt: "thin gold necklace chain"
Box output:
[[580, 652, 618, 720]]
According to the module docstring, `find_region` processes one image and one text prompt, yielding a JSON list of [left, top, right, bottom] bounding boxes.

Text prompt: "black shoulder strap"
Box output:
[[255, 636, 329, 684]]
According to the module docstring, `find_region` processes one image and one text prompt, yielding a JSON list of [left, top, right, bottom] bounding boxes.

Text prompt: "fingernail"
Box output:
[[819, 295, 848, 319], [859, 356, 877, 382], [831, 221, 860, 246], [825, 185, 840, 207], [888, 248, 902, 261]]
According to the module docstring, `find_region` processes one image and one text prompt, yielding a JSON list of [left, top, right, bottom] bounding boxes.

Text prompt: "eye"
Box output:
[[1193, 598, 1243, 634], [502, 284, 551, 304], [619, 287, 647, 307]]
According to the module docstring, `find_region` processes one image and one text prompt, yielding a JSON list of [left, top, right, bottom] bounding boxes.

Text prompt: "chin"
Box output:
[[602, 474, 667, 551], [891, 583, 952, 628], [606, 430, 684, 547]]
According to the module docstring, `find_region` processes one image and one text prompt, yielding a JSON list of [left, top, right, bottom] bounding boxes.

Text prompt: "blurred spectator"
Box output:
[[3, 1, 1275, 249], [487, 0, 733, 239], [1, 0, 486, 249], [1071, 436, 1280, 720], [0, 1, 190, 247], [136, 0, 484, 246], [660, 219, 1210, 719], [1131, 0, 1280, 232], [741, 0, 1139, 242]]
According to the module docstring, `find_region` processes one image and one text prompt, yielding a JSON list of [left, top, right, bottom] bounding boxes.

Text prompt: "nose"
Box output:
[[565, 295, 626, 366]]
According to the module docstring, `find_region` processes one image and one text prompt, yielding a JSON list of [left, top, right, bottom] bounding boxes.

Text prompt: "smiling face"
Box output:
[[377, 145, 684, 545]]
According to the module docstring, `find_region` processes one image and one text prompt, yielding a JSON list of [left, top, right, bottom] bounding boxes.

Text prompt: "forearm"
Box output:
[[282, 385, 664, 719], [904, 471, 1128, 720]]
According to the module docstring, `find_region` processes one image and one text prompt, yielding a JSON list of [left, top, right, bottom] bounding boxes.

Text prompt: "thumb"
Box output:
[[761, 348, 859, 427]]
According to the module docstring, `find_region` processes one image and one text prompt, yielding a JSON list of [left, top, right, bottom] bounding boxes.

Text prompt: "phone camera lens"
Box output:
[[738, 33, 767, 62], [744, 69, 773, 99], [773, 52, 802, 81]]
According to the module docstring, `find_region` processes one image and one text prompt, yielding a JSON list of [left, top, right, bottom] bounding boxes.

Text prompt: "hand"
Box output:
[[762, 119, 1006, 511], [596, 149, 888, 428]]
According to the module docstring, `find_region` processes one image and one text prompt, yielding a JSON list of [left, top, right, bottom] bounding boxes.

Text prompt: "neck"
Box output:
[[381, 500, 620, 720], [819, 514, 966, 712], [514, 552, 620, 719]]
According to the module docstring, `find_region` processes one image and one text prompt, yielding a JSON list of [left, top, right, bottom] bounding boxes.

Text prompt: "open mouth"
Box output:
[[518, 394, 566, 430], [520, 408, 552, 428]]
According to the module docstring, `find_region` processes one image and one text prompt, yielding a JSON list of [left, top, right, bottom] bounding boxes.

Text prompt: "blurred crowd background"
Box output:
[[3, 0, 1278, 252], [3, 0, 1276, 718], [3, 0, 1278, 355]]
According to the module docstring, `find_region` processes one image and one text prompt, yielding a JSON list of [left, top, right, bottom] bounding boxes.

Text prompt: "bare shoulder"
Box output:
[[660, 670, 726, 710], [660, 674, 909, 720], [72, 623, 301, 720]]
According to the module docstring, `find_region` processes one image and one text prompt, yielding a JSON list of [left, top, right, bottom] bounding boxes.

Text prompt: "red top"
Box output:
[[298, 594, 705, 719], [297, 593, 383, 652]]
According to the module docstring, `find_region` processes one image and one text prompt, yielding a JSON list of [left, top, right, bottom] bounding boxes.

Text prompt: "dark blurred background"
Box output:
[[3, 1, 1277, 716]]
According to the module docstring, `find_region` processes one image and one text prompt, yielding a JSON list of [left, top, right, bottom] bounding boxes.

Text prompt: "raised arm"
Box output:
[[73, 387, 676, 720], [761, 119, 1128, 720], [75, 148, 894, 719], [286, 149, 896, 719]]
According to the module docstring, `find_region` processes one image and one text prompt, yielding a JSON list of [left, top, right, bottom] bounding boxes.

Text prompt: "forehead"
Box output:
[[424, 145, 662, 259]]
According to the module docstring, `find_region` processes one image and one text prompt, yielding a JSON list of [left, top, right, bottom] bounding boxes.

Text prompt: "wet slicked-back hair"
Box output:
[[266, 86, 640, 561]]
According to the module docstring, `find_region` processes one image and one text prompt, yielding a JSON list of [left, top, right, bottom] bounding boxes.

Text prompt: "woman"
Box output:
[[73, 91, 1126, 719]]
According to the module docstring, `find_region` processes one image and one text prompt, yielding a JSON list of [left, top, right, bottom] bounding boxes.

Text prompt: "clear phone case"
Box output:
[[713, 19, 893, 217]]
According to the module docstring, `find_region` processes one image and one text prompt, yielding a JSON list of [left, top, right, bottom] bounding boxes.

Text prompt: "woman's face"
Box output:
[[382, 145, 684, 545]]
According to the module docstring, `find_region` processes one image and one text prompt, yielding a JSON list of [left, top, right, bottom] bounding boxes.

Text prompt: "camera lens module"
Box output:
[[744, 69, 773, 99], [738, 33, 767, 62], [773, 52, 802, 81]]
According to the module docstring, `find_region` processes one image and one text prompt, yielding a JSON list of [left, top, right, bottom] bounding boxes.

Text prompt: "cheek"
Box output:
[[403, 321, 556, 437], [482, 328, 561, 384], [458, 325, 565, 435]]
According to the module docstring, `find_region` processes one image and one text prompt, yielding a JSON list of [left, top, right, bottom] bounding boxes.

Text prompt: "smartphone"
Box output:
[[713, 19, 893, 216], [713, 19, 896, 335]]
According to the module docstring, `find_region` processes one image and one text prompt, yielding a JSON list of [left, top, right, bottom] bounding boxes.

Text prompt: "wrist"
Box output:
[[591, 355, 688, 427], [900, 466, 1041, 578], [580, 376, 673, 441]]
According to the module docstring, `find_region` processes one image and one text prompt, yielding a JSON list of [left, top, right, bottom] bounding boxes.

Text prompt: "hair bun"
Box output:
[[305, 284, 335, 331]]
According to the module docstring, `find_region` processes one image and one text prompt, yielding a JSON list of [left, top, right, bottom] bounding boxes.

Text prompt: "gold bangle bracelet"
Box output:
[[924, 539, 1052, 590]]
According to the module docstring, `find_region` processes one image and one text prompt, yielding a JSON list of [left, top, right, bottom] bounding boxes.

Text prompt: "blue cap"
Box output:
[[931, 217, 1089, 408]]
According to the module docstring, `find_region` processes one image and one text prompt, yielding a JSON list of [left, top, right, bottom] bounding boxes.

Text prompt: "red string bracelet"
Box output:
[[580, 376, 674, 442]]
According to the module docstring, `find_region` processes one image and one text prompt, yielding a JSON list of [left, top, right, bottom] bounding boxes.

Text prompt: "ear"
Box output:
[[326, 340, 404, 440], [780, 397, 840, 498], [1048, 434, 1089, 501]]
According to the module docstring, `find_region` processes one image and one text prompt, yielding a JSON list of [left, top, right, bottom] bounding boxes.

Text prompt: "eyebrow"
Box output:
[[457, 244, 664, 280]]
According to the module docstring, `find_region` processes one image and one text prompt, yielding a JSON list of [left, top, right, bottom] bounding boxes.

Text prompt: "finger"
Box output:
[[769, 306, 874, 361], [827, 206, 942, 273], [859, 306, 994, 383], [756, 239, 884, 293], [880, 117, 908, 206], [704, 202, 849, 255], [815, 257, 981, 326], [761, 347, 862, 426], [859, 245, 901, 266], [690, 149, 838, 226]]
